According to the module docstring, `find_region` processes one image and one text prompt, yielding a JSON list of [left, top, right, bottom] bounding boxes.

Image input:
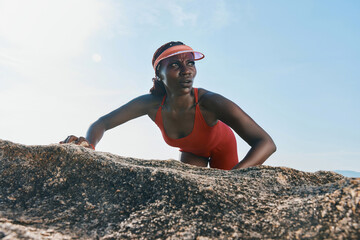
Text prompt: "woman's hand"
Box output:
[[59, 135, 95, 150]]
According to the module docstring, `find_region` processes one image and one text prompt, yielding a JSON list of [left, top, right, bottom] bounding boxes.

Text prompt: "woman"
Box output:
[[61, 41, 276, 170]]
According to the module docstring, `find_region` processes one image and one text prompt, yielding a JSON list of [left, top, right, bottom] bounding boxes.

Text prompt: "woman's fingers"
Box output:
[[59, 135, 78, 144], [78, 137, 95, 149], [67, 135, 78, 143], [59, 135, 93, 149], [77, 136, 87, 143], [77, 137, 89, 146]]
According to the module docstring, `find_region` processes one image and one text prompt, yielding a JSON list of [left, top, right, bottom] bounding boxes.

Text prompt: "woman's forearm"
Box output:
[[85, 120, 106, 148], [233, 139, 276, 169]]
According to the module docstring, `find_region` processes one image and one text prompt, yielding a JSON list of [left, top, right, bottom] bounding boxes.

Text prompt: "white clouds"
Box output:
[[0, 0, 116, 82], [117, 0, 231, 31], [161, 1, 231, 28], [0, 0, 107, 58], [0, 50, 22, 67], [165, 2, 197, 26], [117, 0, 198, 28], [213, 0, 231, 29], [0, 0, 118, 88]]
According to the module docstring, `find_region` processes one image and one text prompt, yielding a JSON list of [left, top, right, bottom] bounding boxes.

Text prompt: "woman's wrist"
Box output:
[[89, 143, 95, 150]]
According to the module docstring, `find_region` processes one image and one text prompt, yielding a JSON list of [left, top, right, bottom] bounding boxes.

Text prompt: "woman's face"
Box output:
[[158, 52, 197, 95]]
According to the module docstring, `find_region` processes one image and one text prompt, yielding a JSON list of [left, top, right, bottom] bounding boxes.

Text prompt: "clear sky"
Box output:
[[1, 0, 359, 172]]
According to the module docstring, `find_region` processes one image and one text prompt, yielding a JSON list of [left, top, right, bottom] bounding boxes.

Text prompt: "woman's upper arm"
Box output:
[[202, 92, 273, 146], [98, 94, 159, 130]]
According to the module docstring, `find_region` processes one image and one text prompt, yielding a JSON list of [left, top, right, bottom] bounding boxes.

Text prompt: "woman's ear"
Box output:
[[157, 64, 165, 81]]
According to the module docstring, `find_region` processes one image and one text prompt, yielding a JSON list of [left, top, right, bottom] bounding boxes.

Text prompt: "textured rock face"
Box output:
[[0, 139, 359, 239]]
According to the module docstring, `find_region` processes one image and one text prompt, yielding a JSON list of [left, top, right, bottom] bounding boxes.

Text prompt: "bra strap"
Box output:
[[194, 88, 199, 104], [161, 95, 166, 106]]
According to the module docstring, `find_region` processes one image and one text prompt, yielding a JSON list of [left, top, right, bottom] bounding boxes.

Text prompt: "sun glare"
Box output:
[[92, 54, 102, 63]]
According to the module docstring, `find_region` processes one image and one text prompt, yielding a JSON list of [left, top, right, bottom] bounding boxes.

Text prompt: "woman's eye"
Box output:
[[188, 61, 195, 66], [171, 63, 179, 68]]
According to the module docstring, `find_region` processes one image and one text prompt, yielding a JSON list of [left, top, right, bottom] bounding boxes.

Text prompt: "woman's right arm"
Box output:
[[61, 94, 160, 149]]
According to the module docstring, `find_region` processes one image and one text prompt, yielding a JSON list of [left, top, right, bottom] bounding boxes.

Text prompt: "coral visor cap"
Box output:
[[153, 45, 204, 70]]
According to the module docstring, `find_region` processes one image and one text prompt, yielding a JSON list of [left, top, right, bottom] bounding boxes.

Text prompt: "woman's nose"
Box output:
[[180, 64, 191, 75]]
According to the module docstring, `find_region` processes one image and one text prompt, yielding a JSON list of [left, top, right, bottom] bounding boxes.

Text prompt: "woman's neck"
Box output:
[[164, 89, 195, 111]]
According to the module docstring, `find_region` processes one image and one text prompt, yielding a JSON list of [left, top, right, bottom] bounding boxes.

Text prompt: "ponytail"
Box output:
[[150, 77, 166, 96]]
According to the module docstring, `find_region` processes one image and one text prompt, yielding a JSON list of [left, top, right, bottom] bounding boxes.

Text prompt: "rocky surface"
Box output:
[[0, 139, 359, 239]]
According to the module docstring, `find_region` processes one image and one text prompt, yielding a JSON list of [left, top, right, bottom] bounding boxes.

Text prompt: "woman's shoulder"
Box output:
[[138, 93, 163, 102], [197, 88, 219, 111], [136, 93, 163, 108], [197, 88, 218, 104], [197, 88, 233, 111], [138, 94, 163, 121]]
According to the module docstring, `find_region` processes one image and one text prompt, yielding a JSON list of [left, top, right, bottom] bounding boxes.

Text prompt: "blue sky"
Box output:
[[0, 0, 359, 172]]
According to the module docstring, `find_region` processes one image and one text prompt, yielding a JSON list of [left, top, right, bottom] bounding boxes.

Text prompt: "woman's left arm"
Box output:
[[202, 91, 276, 169]]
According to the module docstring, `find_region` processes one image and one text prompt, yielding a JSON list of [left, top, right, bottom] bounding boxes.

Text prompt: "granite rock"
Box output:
[[0, 139, 359, 239]]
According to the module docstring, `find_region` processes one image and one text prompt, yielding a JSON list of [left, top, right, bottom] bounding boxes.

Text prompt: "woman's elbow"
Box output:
[[267, 138, 277, 154]]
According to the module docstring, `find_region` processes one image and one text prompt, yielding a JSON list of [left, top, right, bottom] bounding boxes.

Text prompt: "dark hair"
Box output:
[[150, 41, 184, 96]]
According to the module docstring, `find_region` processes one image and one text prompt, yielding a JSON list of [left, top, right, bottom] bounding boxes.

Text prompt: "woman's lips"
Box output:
[[179, 80, 192, 87]]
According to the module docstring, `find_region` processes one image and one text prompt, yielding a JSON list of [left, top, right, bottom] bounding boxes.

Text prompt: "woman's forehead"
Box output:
[[165, 52, 195, 62]]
